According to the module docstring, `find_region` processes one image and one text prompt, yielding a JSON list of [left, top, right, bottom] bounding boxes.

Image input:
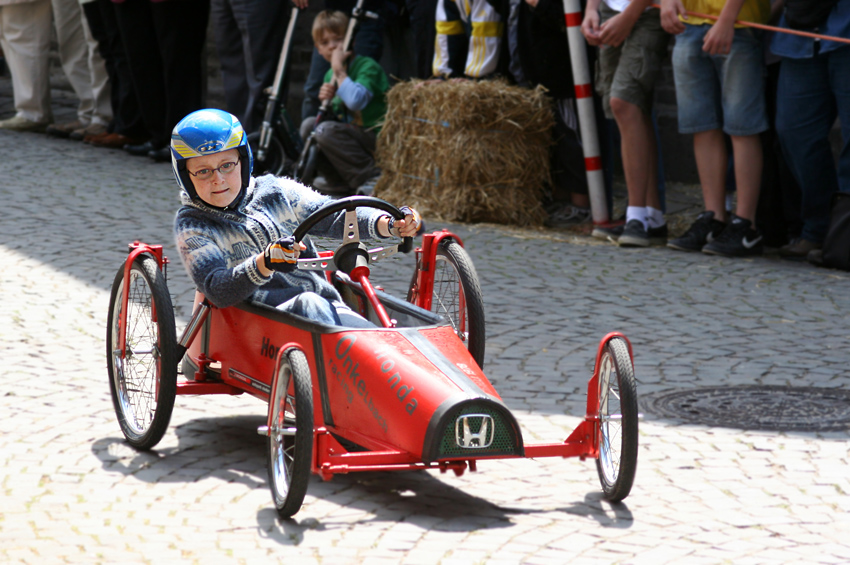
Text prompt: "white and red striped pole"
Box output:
[[562, 0, 609, 224]]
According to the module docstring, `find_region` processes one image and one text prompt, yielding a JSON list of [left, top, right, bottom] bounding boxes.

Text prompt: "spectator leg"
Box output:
[[210, 0, 248, 124], [776, 54, 838, 243], [79, 5, 112, 126], [693, 129, 729, 221], [96, 0, 146, 138], [52, 0, 94, 125], [405, 0, 437, 78], [113, 0, 166, 144], [0, 0, 52, 123], [463, 0, 502, 78], [729, 133, 762, 224], [610, 97, 660, 212], [433, 0, 467, 78], [313, 121, 379, 189], [151, 0, 209, 136], [550, 99, 588, 207], [830, 46, 850, 194], [210, 0, 288, 132]]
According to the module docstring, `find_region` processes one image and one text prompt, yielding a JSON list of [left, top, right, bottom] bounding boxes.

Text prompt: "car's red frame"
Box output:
[[111, 223, 638, 517]]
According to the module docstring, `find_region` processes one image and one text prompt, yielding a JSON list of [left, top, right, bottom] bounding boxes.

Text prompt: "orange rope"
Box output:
[[650, 4, 850, 45]]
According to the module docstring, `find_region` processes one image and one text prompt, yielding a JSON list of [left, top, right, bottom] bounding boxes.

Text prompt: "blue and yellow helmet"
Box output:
[[170, 109, 253, 201]]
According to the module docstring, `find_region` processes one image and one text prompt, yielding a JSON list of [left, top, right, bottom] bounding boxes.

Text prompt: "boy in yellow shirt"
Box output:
[[661, 0, 771, 257]]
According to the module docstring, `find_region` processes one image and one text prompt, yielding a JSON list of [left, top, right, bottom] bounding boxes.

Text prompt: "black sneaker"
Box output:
[[702, 214, 764, 257], [648, 223, 668, 246], [667, 211, 726, 252], [617, 221, 667, 246], [618, 220, 650, 247]]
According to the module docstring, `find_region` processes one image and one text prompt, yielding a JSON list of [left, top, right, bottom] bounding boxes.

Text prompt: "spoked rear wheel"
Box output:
[[268, 348, 313, 519], [106, 255, 177, 450], [418, 240, 486, 368], [595, 337, 638, 502]]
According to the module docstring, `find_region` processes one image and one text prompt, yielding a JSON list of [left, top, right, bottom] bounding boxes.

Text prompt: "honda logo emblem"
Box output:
[[455, 414, 495, 448]]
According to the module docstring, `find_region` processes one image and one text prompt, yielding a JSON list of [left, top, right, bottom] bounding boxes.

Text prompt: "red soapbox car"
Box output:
[[106, 196, 639, 518]]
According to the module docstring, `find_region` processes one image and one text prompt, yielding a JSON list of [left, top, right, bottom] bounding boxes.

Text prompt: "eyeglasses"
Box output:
[[188, 158, 240, 180]]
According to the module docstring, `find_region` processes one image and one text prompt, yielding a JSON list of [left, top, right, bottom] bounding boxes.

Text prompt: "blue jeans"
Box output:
[[672, 25, 768, 136], [277, 292, 374, 327], [775, 46, 850, 243]]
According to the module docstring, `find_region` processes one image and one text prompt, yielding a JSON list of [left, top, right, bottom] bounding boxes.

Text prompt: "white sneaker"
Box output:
[[0, 115, 49, 132], [545, 204, 590, 227]]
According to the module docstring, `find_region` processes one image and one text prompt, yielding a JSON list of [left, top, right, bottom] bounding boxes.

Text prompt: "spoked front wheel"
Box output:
[[595, 337, 638, 502], [106, 255, 178, 450], [415, 240, 486, 368], [267, 348, 314, 519]]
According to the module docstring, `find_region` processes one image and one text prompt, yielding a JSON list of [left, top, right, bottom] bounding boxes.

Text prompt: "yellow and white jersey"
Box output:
[[433, 0, 504, 79]]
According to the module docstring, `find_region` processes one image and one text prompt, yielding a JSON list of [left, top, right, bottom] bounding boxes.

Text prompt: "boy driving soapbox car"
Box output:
[[106, 196, 639, 518]]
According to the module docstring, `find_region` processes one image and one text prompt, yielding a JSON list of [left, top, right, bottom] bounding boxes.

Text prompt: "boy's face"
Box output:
[[316, 30, 344, 63], [186, 148, 242, 208]]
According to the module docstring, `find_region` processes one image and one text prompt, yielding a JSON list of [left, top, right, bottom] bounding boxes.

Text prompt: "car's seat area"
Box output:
[[331, 272, 444, 328]]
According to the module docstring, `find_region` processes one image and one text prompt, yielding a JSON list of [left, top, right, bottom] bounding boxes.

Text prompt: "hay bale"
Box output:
[[374, 79, 554, 226]]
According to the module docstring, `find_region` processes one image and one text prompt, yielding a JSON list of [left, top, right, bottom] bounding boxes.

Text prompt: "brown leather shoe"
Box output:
[[47, 120, 87, 138], [70, 122, 107, 141], [779, 237, 821, 259], [83, 130, 111, 144], [89, 133, 146, 149]]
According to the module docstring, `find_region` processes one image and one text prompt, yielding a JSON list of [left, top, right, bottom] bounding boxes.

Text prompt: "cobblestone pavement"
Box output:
[[2, 81, 850, 564]]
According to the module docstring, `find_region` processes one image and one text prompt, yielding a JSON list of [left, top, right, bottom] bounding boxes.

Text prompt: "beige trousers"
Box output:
[[53, 0, 112, 125], [0, 0, 53, 123], [79, 4, 111, 126]]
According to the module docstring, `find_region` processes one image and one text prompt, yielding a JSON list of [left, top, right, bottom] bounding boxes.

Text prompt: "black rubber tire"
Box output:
[[268, 348, 314, 519], [248, 131, 287, 177], [106, 255, 178, 450], [417, 240, 486, 368], [595, 337, 639, 502]]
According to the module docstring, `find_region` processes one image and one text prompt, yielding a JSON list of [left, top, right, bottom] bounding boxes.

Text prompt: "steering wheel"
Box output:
[[292, 196, 414, 274]]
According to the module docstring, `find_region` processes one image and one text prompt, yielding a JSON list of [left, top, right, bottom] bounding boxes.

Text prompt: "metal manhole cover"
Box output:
[[642, 386, 850, 432]]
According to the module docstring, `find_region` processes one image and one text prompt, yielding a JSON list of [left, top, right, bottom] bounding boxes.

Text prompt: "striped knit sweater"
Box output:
[[174, 174, 387, 309]]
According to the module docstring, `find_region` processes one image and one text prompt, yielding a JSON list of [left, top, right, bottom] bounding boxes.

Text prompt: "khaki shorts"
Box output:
[[595, 4, 670, 119]]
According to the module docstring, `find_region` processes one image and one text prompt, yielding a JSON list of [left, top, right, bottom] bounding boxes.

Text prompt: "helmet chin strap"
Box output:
[[222, 184, 247, 210]]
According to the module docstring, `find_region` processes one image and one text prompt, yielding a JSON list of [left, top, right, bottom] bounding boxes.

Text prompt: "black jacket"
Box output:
[[515, 0, 577, 98]]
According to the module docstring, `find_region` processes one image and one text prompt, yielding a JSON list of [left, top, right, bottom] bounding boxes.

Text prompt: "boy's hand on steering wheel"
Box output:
[[263, 236, 305, 272], [389, 206, 423, 238]]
